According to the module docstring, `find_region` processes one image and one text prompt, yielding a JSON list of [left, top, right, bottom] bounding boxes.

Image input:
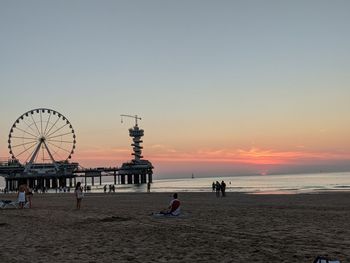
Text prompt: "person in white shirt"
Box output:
[[17, 184, 26, 209]]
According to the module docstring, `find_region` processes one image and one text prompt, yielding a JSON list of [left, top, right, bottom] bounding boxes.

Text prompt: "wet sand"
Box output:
[[0, 192, 350, 262]]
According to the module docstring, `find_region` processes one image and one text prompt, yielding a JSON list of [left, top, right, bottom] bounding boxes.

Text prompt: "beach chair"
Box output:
[[313, 256, 340, 263], [0, 200, 18, 209]]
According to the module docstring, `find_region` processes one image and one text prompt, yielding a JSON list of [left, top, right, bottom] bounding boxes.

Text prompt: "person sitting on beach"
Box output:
[[74, 182, 84, 210], [160, 193, 181, 216]]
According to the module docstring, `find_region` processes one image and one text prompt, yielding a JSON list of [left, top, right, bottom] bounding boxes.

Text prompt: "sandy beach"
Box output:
[[0, 192, 350, 262]]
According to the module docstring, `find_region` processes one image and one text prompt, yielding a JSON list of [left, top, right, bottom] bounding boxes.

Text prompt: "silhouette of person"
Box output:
[[221, 181, 226, 197], [75, 182, 84, 209], [215, 181, 221, 197]]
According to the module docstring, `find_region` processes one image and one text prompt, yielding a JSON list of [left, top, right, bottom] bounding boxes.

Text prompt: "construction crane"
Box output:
[[120, 114, 142, 126]]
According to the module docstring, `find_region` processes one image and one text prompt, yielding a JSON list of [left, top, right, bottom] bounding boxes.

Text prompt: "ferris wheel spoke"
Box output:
[[46, 131, 73, 140], [47, 141, 72, 154], [13, 127, 39, 139], [11, 140, 38, 148], [30, 113, 42, 136], [47, 139, 73, 144], [43, 112, 52, 136], [40, 111, 43, 135], [46, 123, 69, 138], [41, 143, 47, 162], [10, 136, 38, 140], [44, 115, 61, 137], [15, 142, 38, 158], [22, 119, 39, 136], [51, 149, 64, 162]]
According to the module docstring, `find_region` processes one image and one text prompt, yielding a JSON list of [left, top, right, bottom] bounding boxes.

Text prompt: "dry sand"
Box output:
[[0, 192, 350, 262]]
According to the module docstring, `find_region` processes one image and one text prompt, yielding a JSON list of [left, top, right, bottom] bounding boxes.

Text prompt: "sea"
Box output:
[[1, 172, 350, 194]]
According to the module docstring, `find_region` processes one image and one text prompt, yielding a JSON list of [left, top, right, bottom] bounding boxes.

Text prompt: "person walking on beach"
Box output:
[[215, 181, 221, 197], [74, 182, 84, 210], [212, 182, 215, 192], [221, 181, 226, 197], [103, 184, 107, 193], [147, 182, 151, 193]]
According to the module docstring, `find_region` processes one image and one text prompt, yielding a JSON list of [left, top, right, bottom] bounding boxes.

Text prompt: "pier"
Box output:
[[0, 109, 153, 191]]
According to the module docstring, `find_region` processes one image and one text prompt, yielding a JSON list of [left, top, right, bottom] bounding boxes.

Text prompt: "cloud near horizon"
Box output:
[[74, 145, 350, 168]]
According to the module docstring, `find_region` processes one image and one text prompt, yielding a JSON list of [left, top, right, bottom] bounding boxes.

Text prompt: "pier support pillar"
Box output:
[[59, 178, 65, 188], [39, 178, 44, 189], [127, 174, 132, 184], [148, 173, 153, 183], [52, 178, 57, 189], [141, 174, 146, 184], [45, 178, 51, 188], [92, 177, 94, 186], [29, 179, 34, 188], [113, 171, 117, 185], [99, 176, 102, 186], [134, 174, 140, 184], [121, 175, 125, 184]]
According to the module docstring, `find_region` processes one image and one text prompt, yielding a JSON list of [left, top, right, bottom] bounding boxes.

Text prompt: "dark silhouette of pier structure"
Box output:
[[0, 109, 153, 191]]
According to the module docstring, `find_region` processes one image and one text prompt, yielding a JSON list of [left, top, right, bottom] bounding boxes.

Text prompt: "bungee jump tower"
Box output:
[[118, 114, 153, 184]]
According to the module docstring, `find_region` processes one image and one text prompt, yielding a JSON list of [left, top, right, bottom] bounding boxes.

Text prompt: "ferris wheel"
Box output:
[[8, 108, 76, 165]]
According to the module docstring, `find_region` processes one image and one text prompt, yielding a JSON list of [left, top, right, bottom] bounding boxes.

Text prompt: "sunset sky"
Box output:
[[1, 1, 350, 178]]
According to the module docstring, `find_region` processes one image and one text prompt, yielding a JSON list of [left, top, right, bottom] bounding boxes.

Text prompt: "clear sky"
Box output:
[[1, 0, 350, 178]]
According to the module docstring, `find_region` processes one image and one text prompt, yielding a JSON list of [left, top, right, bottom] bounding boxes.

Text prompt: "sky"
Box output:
[[0, 0, 350, 179]]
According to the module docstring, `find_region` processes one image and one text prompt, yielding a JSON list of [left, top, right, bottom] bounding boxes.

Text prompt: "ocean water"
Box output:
[[1, 172, 350, 194], [148, 172, 350, 194]]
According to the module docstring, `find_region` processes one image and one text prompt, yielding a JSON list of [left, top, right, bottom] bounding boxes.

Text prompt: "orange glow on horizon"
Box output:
[[73, 145, 350, 168]]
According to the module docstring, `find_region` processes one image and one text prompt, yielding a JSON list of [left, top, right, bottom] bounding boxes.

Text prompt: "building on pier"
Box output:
[[119, 114, 153, 184]]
